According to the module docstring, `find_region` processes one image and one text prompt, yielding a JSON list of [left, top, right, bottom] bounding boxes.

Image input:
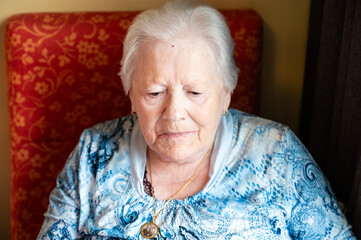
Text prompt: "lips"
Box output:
[[158, 131, 197, 139]]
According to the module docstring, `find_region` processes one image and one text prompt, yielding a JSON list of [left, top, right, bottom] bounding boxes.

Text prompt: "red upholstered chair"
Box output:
[[5, 10, 262, 239]]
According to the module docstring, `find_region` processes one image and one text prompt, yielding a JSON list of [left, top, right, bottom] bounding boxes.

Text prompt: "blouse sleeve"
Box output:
[[37, 131, 88, 239], [282, 127, 356, 239]]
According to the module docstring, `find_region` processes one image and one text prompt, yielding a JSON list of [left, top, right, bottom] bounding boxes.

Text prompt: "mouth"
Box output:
[[159, 131, 197, 138]]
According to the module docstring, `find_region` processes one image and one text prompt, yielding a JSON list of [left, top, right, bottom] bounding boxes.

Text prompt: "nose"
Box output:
[[162, 91, 187, 121]]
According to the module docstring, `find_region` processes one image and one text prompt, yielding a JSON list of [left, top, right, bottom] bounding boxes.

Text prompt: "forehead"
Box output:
[[134, 38, 218, 81], [141, 37, 216, 61]]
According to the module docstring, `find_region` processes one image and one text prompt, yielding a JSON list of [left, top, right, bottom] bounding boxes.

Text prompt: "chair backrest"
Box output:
[[5, 10, 262, 239]]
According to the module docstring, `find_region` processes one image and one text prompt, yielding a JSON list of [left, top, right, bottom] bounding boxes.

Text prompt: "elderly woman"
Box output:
[[38, 0, 355, 239]]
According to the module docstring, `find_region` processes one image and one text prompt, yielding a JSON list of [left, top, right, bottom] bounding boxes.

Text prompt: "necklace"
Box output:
[[140, 146, 213, 239]]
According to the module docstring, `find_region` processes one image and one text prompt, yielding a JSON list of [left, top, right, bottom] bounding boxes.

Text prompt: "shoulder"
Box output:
[[82, 114, 136, 141], [225, 109, 315, 181], [74, 115, 136, 177], [77, 114, 137, 153], [229, 108, 286, 133], [228, 108, 289, 149], [228, 108, 311, 161]]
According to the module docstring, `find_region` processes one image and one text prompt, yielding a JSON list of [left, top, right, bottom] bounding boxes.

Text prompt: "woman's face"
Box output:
[[130, 38, 230, 163]]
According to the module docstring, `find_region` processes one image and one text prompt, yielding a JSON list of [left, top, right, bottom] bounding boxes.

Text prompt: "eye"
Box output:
[[146, 91, 163, 98], [188, 91, 202, 96], [149, 92, 160, 97]]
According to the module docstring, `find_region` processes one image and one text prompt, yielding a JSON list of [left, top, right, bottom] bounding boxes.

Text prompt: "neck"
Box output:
[[147, 147, 212, 200]]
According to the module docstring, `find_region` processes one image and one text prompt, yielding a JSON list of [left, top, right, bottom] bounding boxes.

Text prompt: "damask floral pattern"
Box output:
[[5, 10, 262, 239]]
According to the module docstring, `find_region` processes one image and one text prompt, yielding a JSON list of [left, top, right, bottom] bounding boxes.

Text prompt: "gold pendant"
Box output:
[[140, 222, 159, 239]]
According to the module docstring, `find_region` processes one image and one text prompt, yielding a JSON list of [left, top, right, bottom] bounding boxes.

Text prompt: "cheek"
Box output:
[[191, 92, 225, 135], [138, 116, 157, 145], [136, 104, 162, 143], [190, 101, 222, 132], [194, 94, 224, 121]]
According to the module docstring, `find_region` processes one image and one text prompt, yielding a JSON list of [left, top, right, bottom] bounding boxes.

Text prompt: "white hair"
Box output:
[[119, 0, 239, 94]]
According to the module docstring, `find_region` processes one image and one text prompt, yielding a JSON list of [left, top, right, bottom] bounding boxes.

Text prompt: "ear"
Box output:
[[224, 90, 231, 111], [129, 87, 136, 112]]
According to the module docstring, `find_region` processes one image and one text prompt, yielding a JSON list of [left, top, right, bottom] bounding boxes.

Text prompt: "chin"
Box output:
[[152, 144, 199, 163]]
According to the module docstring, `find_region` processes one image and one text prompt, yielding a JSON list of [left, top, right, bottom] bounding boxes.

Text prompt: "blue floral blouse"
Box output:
[[38, 109, 355, 239]]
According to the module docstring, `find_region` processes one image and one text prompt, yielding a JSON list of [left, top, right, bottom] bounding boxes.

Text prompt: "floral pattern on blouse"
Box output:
[[38, 109, 355, 239]]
